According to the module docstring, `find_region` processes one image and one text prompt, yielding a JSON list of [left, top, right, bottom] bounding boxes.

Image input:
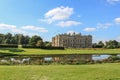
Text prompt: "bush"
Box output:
[[22, 45, 40, 48], [0, 44, 18, 48], [41, 46, 64, 50], [22, 45, 64, 50]]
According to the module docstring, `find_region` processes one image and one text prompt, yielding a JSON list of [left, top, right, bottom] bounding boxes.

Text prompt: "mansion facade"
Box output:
[[52, 33, 92, 48]]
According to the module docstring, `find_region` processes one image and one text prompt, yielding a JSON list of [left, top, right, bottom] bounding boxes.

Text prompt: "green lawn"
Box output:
[[0, 48, 120, 55], [0, 63, 120, 80]]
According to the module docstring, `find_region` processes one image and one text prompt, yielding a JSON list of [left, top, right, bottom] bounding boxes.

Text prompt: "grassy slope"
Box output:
[[0, 48, 120, 55], [0, 63, 120, 80]]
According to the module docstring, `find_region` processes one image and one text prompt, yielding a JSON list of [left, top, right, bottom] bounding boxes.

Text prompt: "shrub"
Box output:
[[0, 44, 18, 48], [22, 45, 64, 50]]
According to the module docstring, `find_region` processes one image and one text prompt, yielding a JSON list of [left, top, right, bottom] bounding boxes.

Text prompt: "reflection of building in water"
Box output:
[[0, 54, 92, 64], [44, 54, 92, 62], [52, 33, 92, 48]]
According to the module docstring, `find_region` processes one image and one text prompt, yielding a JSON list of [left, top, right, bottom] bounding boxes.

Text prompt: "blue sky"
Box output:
[[0, 0, 120, 42]]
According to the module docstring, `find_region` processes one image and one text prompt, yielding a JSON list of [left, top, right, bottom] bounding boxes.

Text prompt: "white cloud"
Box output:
[[0, 23, 28, 34], [83, 23, 112, 32], [114, 17, 120, 24], [96, 23, 112, 29], [42, 6, 73, 23], [116, 36, 120, 41], [0, 23, 48, 37], [21, 26, 48, 32], [11, 29, 40, 37], [56, 21, 81, 27], [107, 0, 120, 4], [11, 29, 27, 34], [83, 27, 96, 32], [26, 33, 40, 37], [0, 23, 16, 30]]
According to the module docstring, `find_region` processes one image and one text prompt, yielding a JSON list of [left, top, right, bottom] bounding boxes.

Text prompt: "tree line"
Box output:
[[0, 33, 120, 49], [92, 40, 120, 49], [0, 33, 51, 47]]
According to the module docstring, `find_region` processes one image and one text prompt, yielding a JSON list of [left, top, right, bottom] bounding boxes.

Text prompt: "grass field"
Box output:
[[0, 48, 120, 55], [0, 63, 120, 80]]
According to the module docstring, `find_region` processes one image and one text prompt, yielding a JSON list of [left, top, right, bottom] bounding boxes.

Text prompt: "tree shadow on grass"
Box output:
[[0, 52, 19, 56]]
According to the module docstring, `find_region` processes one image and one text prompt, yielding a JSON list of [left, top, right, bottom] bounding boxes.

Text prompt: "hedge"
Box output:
[[22, 45, 64, 50], [0, 44, 18, 48]]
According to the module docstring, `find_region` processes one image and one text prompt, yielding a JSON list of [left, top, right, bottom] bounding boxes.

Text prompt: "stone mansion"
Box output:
[[52, 33, 92, 48]]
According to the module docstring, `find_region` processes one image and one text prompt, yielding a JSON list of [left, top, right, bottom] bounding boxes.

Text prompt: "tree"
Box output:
[[98, 41, 104, 48], [29, 35, 42, 46], [92, 43, 97, 48], [118, 42, 120, 48], [3, 33, 13, 44], [18, 34, 23, 45], [0, 33, 44, 46], [13, 34, 19, 44], [44, 41, 52, 47], [0, 33, 4, 44], [112, 40, 119, 48], [22, 35, 30, 45], [104, 40, 119, 49], [12, 34, 24, 44], [36, 40, 43, 47], [92, 41, 104, 48]]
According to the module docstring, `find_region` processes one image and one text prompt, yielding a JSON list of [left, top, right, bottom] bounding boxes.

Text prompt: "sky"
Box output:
[[0, 0, 120, 42]]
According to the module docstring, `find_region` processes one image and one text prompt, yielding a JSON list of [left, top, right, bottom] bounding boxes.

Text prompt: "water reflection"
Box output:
[[0, 54, 120, 65], [92, 55, 120, 60], [92, 55, 110, 60]]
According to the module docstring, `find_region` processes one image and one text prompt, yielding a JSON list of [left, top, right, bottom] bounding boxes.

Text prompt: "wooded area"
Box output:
[[0, 33, 51, 47], [0, 33, 120, 49]]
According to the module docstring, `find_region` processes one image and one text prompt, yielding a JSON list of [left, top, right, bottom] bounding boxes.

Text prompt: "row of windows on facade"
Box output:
[[58, 39, 92, 42], [54, 40, 91, 43], [62, 44, 91, 47]]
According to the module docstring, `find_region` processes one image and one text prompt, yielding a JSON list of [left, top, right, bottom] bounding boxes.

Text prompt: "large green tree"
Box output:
[[22, 35, 30, 45], [104, 40, 119, 49], [0, 33, 4, 44], [92, 41, 104, 48], [36, 40, 43, 47], [0, 33, 45, 46], [98, 41, 104, 48], [29, 35, 42, 46], [13, 34, 20, 44], [44, 41, 52, 47], [3, 33, 13, 44]]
